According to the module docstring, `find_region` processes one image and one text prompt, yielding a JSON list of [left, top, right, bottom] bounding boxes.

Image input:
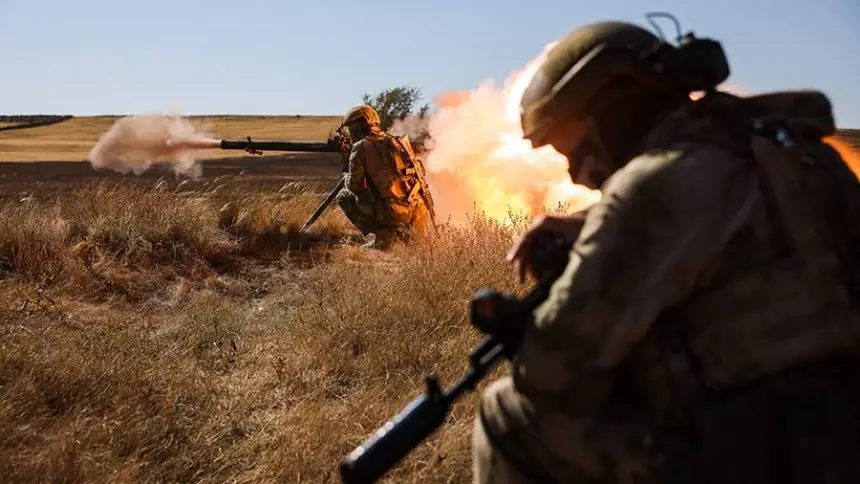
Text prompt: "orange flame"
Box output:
[[422, 43, 601, 225], [825, 135, 860, 179]]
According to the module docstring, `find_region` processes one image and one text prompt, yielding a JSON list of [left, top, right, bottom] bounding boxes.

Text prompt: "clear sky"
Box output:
[[1, 0, 858, 126]]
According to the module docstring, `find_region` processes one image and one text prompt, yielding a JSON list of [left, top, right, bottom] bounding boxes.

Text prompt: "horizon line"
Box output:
[[1, 114, 857, 130]]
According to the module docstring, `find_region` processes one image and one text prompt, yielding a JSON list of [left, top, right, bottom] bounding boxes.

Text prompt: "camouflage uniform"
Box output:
[[335, 105, 432, 249], [475, 21, 860, 484]]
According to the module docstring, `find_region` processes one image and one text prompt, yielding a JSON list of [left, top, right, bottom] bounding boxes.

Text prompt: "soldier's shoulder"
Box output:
[[357, 132, 389, 145], [350, 137, 370, 153], [606, 143, 752, 201], [367, 131, 402, 150], [377, 131, 399, 145], [628, 142, 746, 175]]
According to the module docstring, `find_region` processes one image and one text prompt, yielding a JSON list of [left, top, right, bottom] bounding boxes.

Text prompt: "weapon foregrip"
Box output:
[[340, 379, 450, 484]]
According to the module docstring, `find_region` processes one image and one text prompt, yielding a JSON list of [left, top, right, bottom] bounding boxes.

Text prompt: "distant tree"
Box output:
[[361, 85, 430, 131]]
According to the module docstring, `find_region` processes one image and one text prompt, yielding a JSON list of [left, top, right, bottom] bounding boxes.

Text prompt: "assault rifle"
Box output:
[[339, 233, 573, 483], [219, 127, 352, 232]]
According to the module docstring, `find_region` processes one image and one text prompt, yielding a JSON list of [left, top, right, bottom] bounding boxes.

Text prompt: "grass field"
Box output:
[[0, 116, 858, 483], [0, 115, 529, 483]]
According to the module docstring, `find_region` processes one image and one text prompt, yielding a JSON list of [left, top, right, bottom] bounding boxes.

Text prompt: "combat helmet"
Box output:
[[343, 105, 381, 128], [520, 16, 730, 187]]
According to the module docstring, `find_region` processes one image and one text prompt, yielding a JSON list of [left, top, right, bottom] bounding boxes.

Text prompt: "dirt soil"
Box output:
[[0, 153, 344, 200]]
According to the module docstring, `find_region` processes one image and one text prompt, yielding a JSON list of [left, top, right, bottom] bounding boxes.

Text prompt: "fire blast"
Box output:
[[421, 43, 601, 226], [825, 136, 860, 179]]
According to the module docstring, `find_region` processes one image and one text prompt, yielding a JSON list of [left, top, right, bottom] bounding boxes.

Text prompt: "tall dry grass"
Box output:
[[0, 181, 356, 301], [0, 181, 534, 483]]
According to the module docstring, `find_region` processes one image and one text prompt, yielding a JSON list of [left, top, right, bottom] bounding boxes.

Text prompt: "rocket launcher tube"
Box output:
[[219, 137, 344, 154]]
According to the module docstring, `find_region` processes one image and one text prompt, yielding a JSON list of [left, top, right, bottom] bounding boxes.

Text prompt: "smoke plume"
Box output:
[[420, 43, 601, 225], [88, 113, 220, 179], [390, 116, 430, 142]]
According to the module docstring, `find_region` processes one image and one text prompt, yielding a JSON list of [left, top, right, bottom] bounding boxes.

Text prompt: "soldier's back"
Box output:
[[632, 91, 860, 483]]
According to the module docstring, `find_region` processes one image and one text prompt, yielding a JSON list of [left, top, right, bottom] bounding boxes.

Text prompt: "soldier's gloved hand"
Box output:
[[506, 211, 588, 283]]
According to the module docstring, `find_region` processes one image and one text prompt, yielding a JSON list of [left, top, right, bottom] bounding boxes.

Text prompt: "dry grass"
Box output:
[[1, 116, 854, 483], [0, 115, 341, 162], [0, 180, 530, 483]]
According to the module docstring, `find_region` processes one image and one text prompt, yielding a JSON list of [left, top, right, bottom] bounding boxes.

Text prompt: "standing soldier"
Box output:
[[473, 18, 860, 483], [336, 105, 435, 250]]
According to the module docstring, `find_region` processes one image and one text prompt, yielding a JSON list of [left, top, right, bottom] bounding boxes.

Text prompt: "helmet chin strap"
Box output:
[[584, 115, 620, 173], [566, 116, 618, 189], [566, 85, 686, 189]]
